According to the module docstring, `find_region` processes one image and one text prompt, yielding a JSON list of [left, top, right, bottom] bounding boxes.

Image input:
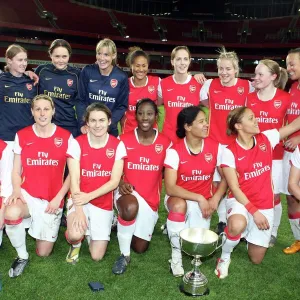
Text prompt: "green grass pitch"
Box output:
[[0, 107, 299, 299]]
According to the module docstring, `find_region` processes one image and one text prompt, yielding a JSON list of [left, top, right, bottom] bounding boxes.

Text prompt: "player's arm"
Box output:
[[279, 114, 300, 140], [199, 79, 211, 107], [193, 73, 207, 85], [209, 167, 227, 212], [288, 165, 300, 200]]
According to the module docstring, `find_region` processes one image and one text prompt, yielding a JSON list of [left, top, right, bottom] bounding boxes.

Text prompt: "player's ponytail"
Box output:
[[259, 59, 288, 90], [176, 105, 206, 139], [5, 44, 27, 72], [227, 106, 248, 136]]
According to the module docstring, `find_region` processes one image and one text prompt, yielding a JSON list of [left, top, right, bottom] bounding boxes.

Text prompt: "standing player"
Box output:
[[36, 39, 81, 137], [4, 94, 72, 278], [164, 106, 227, 277], [158, 46, 203, 144], [215, 107, 300, 279], [121, 47, 161, 133], [200, 47, 254, 235], [65, 103, 125, 263], [77, 38, 129, 137], [248, 59, 289, 246], [282, 48, 300, 253], [0, 44, 37, 207], [112, 99, 171, 275]]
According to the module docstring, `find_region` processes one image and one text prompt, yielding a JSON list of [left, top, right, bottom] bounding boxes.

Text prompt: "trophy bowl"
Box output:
[[179, 228, 225, 297]]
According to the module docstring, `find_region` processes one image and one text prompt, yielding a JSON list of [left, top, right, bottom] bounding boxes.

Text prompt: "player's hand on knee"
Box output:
[[73, 212, 87, 234], [208, 196, 219, 213], [6, 190, 26, 206], [253, 211, 269, 230], [198, 197, 210, 219], [119, 183, 134, 195], [72, 192, 91, 205], [45, 198, 61, 214]]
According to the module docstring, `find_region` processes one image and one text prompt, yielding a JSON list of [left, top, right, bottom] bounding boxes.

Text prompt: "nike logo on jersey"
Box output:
[[126, 147, 134, 150], [90, 79, 98, 82], [238, 156, 245, 161], [45, 77, 52, 80], [82, 154, 88, 156], [250, 103, 257, 106], [5, 85, 11, 88], [26, 142, 34, 145], [167, 89, 174, 92], [214, 90, 221, 93], [180, 161, 188, 164]]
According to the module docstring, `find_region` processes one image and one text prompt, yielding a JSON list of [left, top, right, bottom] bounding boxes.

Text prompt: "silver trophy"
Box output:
[[179, 227, 225, 296]]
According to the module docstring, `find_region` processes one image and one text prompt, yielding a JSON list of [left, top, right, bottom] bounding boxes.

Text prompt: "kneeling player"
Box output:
[[112, 99, 171, 274], [65, 103, 125, 263], [164, 106, 227, 277], [4, 95, 72, 277], [216, 107, 300, 279]]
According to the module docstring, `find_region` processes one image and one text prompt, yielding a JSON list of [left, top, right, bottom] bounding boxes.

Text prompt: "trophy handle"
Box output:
[[215, 232, 227, 250]]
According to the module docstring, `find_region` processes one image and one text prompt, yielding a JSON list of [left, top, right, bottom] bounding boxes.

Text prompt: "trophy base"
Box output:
[[179, 283, 209, 297]]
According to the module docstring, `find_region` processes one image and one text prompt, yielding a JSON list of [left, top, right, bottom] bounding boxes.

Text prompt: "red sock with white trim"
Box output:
[[5, 218, 29, 259], [220, 226, 241, 261], [117, 216, 136, 257], [288, 212, 300, 240]]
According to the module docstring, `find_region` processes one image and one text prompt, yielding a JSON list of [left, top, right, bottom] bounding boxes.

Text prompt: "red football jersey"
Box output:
[[123, 76, 160, 133], [164, 137, 221, 199], [14, 125, 72, 207], [221, 130, 279, 209], [247, 88, 290, 160], [201, 78, 250, 145], [286, 81, 300, 144], [160, 75, 202, 143], [120, 129, 171, 211], [67, 133, 125, 210]]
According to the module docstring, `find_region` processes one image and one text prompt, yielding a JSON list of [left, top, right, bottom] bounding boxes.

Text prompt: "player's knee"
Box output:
[[132, 243, 149, 254], [65, 230, 83, 244], [120, 202, 139, 221], [227, 218, 246, 236], [249, 255, 264, 265], [36, 247, 52, 257], [4, 207, 22, 221], [90, 252, 104, 261], [169, 198, 187, 214]]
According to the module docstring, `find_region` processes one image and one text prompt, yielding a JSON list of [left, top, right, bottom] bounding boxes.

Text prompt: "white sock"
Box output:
[[220, 229, 240, 261], [167, 218, 185, 263], [117, 219, 136, 257], [72, 242, 82, 248], [289, 218, 300, 240], [6, 222, 29, 259], [0, 229, 3, 246], [272, 202, 282, 237], [217, 197, 227, 224]]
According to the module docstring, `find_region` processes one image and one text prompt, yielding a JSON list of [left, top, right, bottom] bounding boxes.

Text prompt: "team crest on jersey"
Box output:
[[204, 153, 213, 163], [155, 144, 163, 154], [237, 87, 244, 95], [148, 85, 155, 94], [110, 79, 118, 88], [106, 148, 115, 158], [26, 83, 33, 91], [54, 137, 63, 147], [67, 79, 73, 87], [274, 100, 282, 109], [189, 85, 196, 93], [259, 143, 267, 152], [227, 208, 232, 215]]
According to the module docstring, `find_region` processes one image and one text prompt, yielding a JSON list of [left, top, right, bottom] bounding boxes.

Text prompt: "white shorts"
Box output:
[[164, 195, 211, 229], [0, 141, 14, 198], [213, 144, 227, 182], [115, 190, 158, 242], [67, 199, 113, 241], [22, 189, 63, 243], [281, 151, 292, 195], [272, 159, 283, 195], [226, 198, 274, 248]]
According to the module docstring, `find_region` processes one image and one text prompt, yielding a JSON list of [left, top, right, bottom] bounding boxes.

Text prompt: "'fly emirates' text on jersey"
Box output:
[[286, 81, 300, 146], [164, 137, 222, 199], [200, 78, 251, 145], [247, 88, 290, 160], [67, 133, 125, 210], [14, 125, 72, 207], [221, 129, 280, 209], [36, 63, 81, 129], [160, 75, 202, 143], [77, 64, 129, 129], [123, 75, 160, 133], [121, 129, 171, 211], [0, 72, 36, 141]]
